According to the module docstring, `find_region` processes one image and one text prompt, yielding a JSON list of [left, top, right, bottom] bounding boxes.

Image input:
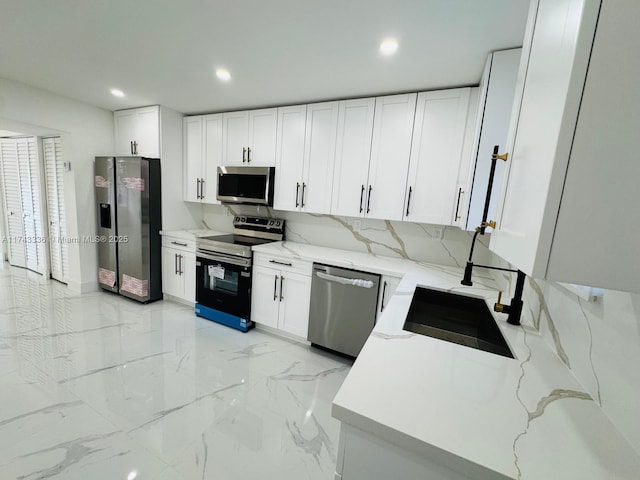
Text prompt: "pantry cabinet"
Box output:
[[222, 108, 277, 166], [114, 106, 160, 157], [403, 88, 472, 225], [251, 254, 312, 339], [183, 114, 222, 203], [274, 102, 339, 213], [491, 0, 640, 292]]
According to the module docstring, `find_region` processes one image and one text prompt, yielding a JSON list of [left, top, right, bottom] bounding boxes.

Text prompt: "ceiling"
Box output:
[[0, 0, 530, 115]]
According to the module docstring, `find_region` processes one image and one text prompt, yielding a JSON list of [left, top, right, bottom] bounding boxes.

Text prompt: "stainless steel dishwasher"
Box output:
[[308, 263, 381, 357]]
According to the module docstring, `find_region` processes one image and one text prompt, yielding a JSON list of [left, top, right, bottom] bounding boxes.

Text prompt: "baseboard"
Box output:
[[254, 323, 310, 346]]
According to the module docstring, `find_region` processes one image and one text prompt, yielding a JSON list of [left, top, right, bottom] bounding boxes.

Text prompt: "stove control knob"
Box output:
[[241, 217, 246, 222], [275, 221, 281, 227], [234, 216, 240, 222], [268, 220, 274, 226]]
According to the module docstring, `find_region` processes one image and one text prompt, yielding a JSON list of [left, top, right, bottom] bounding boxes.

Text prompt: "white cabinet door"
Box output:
[[162, 247, 183, 298], [463, 49, 521, 231], [222, 111, 249, 166], [114, 106, 160, 157], [274, 105, 307, 211], [404, 88, 471, 225], [135, 106, 160, 157], [182, 251, 196, 303], [377, 275, 401, 320], [278, 272, 311, 338], [247, 108, 277, 166], [367, 94, 416, 221], [251, 265, 280, 329], [183, 116, 203, 202], [302, 101, 339, 214], [331, 98, 375, 217], [114, 110, 137, 155], [203, 114, 223, 204]]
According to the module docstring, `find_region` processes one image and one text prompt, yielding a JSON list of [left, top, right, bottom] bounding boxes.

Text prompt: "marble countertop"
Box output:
[[159, 229, 227, 241], [254, 241, 640, 479]]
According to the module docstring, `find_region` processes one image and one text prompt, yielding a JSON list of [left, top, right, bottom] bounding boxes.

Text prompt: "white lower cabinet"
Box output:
[[251, 255, 312, 339], [377, 275, 401, 319], [161, 236, 196, 304]]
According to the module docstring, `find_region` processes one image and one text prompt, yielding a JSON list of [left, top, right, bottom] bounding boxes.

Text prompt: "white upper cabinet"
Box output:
[[183, 114, 222, 204], [274, 105, 307, 211], [461, 49, 521, 231], [222, 108, 277, 166], [114, 106, 160, 157], [274, 102, 339, 214], [331, 94, 416, 219], [491, 0, 640, 292], [367, 93, 417, 221], [331, 98, 376, 217], [403, 88, 471, 225], [302, 102, 339, 214]]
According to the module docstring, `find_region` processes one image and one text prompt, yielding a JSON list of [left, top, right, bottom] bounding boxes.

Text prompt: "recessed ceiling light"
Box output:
[[110, 88, 125, 97], [216, 68, 232, 82], [379, 38, 399, 56]]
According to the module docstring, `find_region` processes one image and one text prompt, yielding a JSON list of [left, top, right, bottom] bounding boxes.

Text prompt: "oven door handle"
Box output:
[[196, 250, 251, 267]]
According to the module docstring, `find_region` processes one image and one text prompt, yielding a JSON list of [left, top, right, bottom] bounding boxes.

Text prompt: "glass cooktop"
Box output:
[[199, 234, 273, 247]]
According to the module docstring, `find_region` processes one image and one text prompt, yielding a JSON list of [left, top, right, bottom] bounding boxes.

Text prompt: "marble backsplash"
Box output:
[[201, 204, 494, 268]]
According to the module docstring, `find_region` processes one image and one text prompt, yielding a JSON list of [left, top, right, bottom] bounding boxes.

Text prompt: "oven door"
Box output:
[[195, 251, 252, 319]]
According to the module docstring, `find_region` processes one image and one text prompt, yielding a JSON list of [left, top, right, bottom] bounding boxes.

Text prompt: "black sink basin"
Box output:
[[403, 287, 514, 358]]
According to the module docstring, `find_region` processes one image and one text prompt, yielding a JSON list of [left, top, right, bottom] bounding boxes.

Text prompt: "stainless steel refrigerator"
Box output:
[[95, 156, 162, 303]]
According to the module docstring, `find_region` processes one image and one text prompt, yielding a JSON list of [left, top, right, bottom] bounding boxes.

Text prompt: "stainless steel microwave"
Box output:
[[216, 166, 275, 206]]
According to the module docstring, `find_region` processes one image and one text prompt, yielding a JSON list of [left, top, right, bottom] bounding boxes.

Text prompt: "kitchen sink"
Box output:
[[403, 287, 514, 358]]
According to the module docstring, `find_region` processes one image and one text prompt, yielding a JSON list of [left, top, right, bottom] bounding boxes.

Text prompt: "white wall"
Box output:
[[0, 77, 114, 292]]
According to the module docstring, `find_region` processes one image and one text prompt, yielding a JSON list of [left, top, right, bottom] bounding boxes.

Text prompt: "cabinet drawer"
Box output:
[[254, 253, 311, 276], [161, 235, 195, 253]]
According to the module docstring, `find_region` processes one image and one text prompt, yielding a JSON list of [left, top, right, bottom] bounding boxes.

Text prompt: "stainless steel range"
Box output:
[[195, 216, 285, 332]]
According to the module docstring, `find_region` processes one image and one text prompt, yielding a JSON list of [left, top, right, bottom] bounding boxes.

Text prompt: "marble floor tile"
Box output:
[[0, 264, 351, 479]]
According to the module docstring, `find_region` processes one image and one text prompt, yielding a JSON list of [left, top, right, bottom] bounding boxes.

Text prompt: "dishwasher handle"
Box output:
[[316, 271, 375, 288]]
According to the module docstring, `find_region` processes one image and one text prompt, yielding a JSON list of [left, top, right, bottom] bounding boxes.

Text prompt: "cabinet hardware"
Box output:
[[296, 183, 300, 207], [133, 141, 138, 155], [178, 254, 183, 275], [174, 253, 179, 275], [366, 185, 372, 214], [201, 178, 205, 199], [301, 183, 306, 207], [171, 241, 188, 247], [273, 275, 278, 301], [247, 147, 251, 163], [242, 147, 247, 163], [455, 187, 464, 221], [381, 281, 388, 312], [359, 185, 365, 213], [196, 178, 201, 199], [279, 275, 284, 301], [269, 260, 292, 267], [130, 141, 134, 155], [492, 152, 509, 162], [406, 186, 413, 217]]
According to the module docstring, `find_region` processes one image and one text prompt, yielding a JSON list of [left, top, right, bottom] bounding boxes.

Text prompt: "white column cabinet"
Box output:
[[461, 49, 521, 231], [403, 88, 471, 225], [222, 108, 277, 166], [251, 254, 312, 339], [114, 106, 160, 157], [274, 102, 339, 214], [183, 114, 222, 204], [161, 235, 196, 304], [491, 0, 640, 293]]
